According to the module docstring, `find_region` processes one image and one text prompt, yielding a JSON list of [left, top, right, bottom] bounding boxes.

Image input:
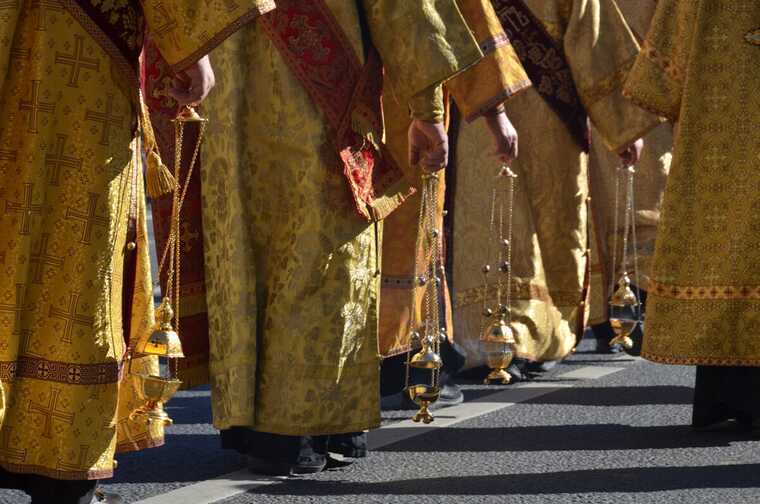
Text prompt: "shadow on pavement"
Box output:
[[164, 394, 213, 424], [111, 434, 240, 484], [375, 424, 743, 452], [522, 385, 694, 406], [245, 463, 760, 496]]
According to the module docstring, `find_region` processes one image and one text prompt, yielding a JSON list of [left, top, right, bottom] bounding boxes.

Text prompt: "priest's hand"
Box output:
[[409, 119, 449, 172], [169, 56, 216, 106], [618, 138, 644, 166], [484, 106, 518, 163]]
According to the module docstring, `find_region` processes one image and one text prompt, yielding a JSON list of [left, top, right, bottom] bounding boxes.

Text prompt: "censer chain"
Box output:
[[483, 165, 516, 323]]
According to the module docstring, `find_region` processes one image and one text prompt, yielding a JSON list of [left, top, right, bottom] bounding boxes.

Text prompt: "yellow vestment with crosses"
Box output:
[[0, 0, 273, 481]]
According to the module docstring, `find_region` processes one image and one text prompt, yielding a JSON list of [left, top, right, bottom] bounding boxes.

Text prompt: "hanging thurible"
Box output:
[[129, 106, 208, 426], [480, 165, 518, 385], [404, 173, 444, 424], [608, 164, 642, 351]]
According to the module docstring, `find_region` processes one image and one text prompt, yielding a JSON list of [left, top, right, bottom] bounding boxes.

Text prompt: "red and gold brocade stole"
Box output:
[[491, 0, 590, 152], [259, 0, 405, 221]]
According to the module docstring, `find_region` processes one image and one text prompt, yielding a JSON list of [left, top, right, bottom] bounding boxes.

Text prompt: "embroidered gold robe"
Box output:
[[625, 0, 760, 366], [587, 0, 672, 325], [378, 0, 531, 359], [202, 1, 481, 436], [0, 0, 272, 481], [452, 0, 659, 368]]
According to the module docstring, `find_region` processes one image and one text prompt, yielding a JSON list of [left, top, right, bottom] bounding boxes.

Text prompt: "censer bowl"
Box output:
[[135, 374, 182, 404], [130, 374, 182, 426], [406, 385, 440, 424], [481, 320, 516, 385], [485, 348, 514, 370], [406, 384, 441, 404], [609, 318, 637, 350]]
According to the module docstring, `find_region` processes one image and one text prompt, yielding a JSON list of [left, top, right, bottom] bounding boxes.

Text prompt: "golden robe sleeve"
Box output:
[[623, 0, 697, 122], [143, 0, 276, 71], [361, 0, 483, 115], [446, 0, 531, 122], [563, 0, 660, 151]]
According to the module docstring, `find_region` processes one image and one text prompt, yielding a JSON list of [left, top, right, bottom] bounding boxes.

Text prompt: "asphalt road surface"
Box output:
[[3, 341, 760, 503]]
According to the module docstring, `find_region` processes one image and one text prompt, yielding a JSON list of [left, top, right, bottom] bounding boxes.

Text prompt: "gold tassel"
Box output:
[[146, 150, 176, 199], [139, 90, 176, 199]]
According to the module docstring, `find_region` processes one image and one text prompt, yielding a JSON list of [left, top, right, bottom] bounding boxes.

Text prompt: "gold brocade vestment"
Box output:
[[378, 0, 531, 359], [0, 0, 272, 480], [452, 0, 659, 367], [202, 0, 481, 436], [587, 0, 672, 325], [625, 0, 760, 366]]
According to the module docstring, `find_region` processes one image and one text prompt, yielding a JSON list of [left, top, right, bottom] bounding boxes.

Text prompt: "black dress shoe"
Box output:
[[437, 382, 464, 406], [92, 490, 124, 504], [291, 453, 327, 475], [527, 359, 561, 373], [247, 454, 326, 477], [325, 454, 355, 470], [506, 358, 531, 382]]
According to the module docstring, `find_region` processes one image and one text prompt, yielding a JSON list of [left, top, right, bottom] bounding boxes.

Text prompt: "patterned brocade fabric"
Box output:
[[0, 0, 265, 481], [0, 3, 161, 480], [143, 0, 276, 71], [202, 23, 382, 435], [446, 0, 531, 122], [625, 0, 760, 366], [586, 0, 672, 325], [451, 0, 658, 367], [200, 0, 483, 433], [378, 0, 530, 358]]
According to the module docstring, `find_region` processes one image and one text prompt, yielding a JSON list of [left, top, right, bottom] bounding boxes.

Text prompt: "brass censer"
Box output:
[[404, 173, 445, 424], [128, 105, 208, 425], [608, 164, 642, 350], [480, 165, 518, 385]]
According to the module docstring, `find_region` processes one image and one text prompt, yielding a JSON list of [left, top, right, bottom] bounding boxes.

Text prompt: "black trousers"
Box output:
[[693, 365, 760, 428], [220, 428, 367, 464], [0, 467, 96, 504]]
